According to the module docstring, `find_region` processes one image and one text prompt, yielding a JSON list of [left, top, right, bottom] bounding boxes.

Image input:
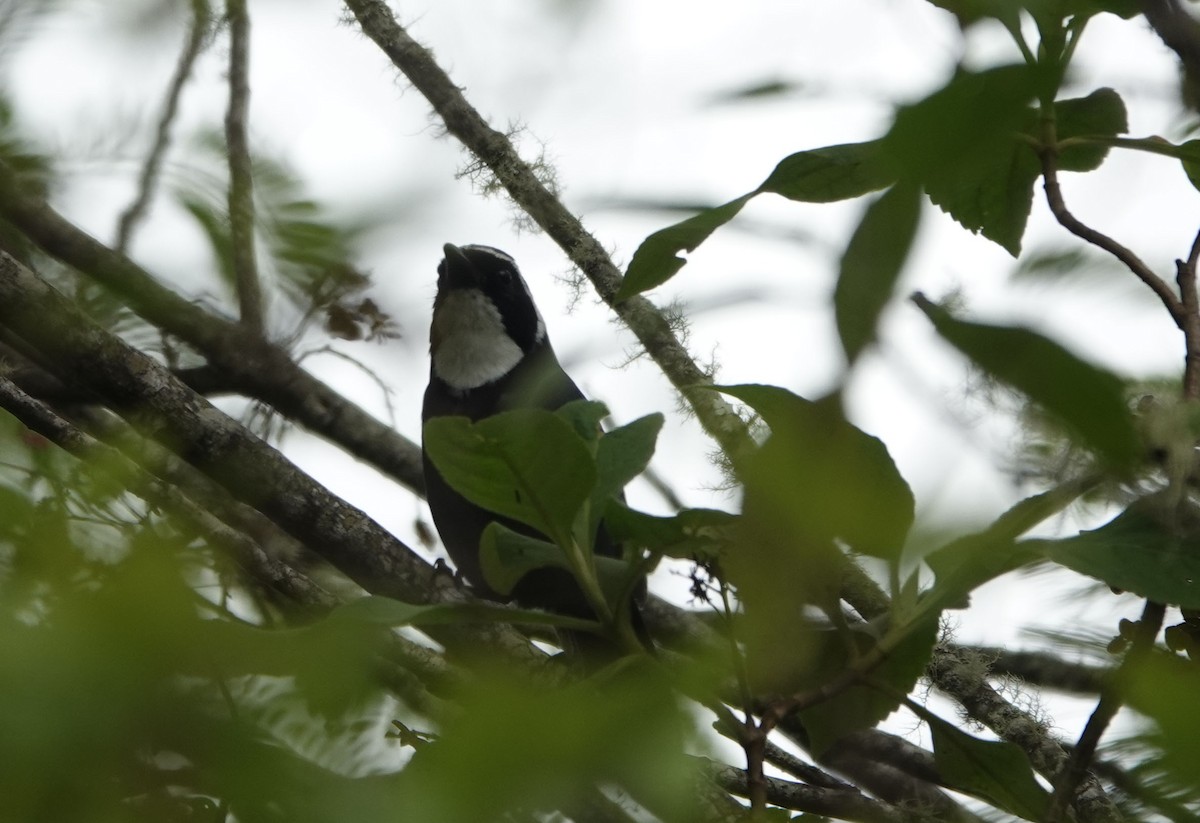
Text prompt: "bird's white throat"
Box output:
[[431, 289, 525, 390]]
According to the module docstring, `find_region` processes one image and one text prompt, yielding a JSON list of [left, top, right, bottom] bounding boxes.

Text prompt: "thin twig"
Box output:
[[224, 0, 264, 333], [1039, 151, 1186, 329], [1177, 226, 1200, 399], [114, 0, 212, 254], [1046, 599, 1166, 823]]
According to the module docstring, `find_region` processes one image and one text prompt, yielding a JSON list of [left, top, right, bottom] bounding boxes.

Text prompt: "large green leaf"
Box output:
[[1125, 653, 1200, 788], [714, 384, 914, 560], [925, 711, 1051, 820], [1031, 500, 1200, 608], [422, 410, 595, 544], [915, 296, 1138, 468], [797, 612, 940, 755], [883, 65, 1040, 255], [834, 181, 922, 364]]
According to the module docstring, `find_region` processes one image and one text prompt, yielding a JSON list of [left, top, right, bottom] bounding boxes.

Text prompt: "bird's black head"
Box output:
[[430, 243, 547, 391]]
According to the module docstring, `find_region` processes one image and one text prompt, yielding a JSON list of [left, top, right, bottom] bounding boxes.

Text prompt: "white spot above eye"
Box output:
[[431, 289, 524, 390]]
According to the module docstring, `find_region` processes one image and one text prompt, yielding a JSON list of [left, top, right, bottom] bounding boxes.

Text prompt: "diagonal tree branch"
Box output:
[[0, 250, 545, 664], [341, 0, 752, 461], [0, 161, 426, 493]]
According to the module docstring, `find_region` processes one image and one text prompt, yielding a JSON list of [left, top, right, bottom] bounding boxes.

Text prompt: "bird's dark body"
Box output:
[[421, 244, 630, 625]]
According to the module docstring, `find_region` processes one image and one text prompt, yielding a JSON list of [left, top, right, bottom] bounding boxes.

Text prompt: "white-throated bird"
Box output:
[[422, 243, 642, 647]]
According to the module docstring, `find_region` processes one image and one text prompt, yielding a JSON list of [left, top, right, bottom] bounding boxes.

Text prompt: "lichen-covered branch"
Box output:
[[0, 161, 426, 493], [0, 250, 543, 664], [341, 0, 752, 460]]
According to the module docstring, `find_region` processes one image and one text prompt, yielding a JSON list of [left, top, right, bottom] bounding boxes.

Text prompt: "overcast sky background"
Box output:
[[4, 0, 1197, 750]]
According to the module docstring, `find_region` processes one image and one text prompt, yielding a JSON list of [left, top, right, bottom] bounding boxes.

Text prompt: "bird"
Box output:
[[421, 243, 643, 648]]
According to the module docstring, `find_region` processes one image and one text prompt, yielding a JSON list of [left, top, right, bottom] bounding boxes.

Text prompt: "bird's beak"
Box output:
[[441, 243, 481, 290]]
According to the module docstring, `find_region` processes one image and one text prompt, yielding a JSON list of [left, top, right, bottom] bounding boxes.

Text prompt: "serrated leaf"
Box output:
[[1054, 88, 1128, 172], [423, 411, 595, 544], [714, 384, 914, 559], [758, 141, 893, 203], [883, 65, 1040, 255], [603, 502, 737, 560], [926, 712, 1051, 820], [1032, 501, 1200, 607], [616, 194, 753, 300], [915, 296, 1138, 468], [798, 612, 939, 754], [835, 181, 922, 364]]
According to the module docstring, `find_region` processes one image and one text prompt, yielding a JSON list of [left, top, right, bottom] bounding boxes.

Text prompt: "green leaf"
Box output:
[[1054, 88, 1128, 172], [616, 194, 753, 300], [714, 384, 915, 560], [1180, 139, 1200, 193], [1125, 653, 1200, 787], [554, 399, 609, 443], [923, 0, 1022, 27], [758, 141, 893, 203], [480, 522, 636, 610], [925, 711, 1051, 820], [398, 665, 695, 821], [591, 413, 663, 522], [1031, 500, 1200, 608], [834, 181, 922, 364], [616, 141, 893, 300], [923, 479, 1093, 611], [798, 612, 939, 754], [603, 501, 737, 560], [914, 296, 1138, 468], [883, 65, 1040, 255], [422, 410, 595, 544]]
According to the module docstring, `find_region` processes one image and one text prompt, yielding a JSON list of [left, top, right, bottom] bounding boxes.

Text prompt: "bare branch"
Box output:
[[223, 0, 264, 332], [114, 0, 212, 254], [1039, 150, 1186, 329]]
